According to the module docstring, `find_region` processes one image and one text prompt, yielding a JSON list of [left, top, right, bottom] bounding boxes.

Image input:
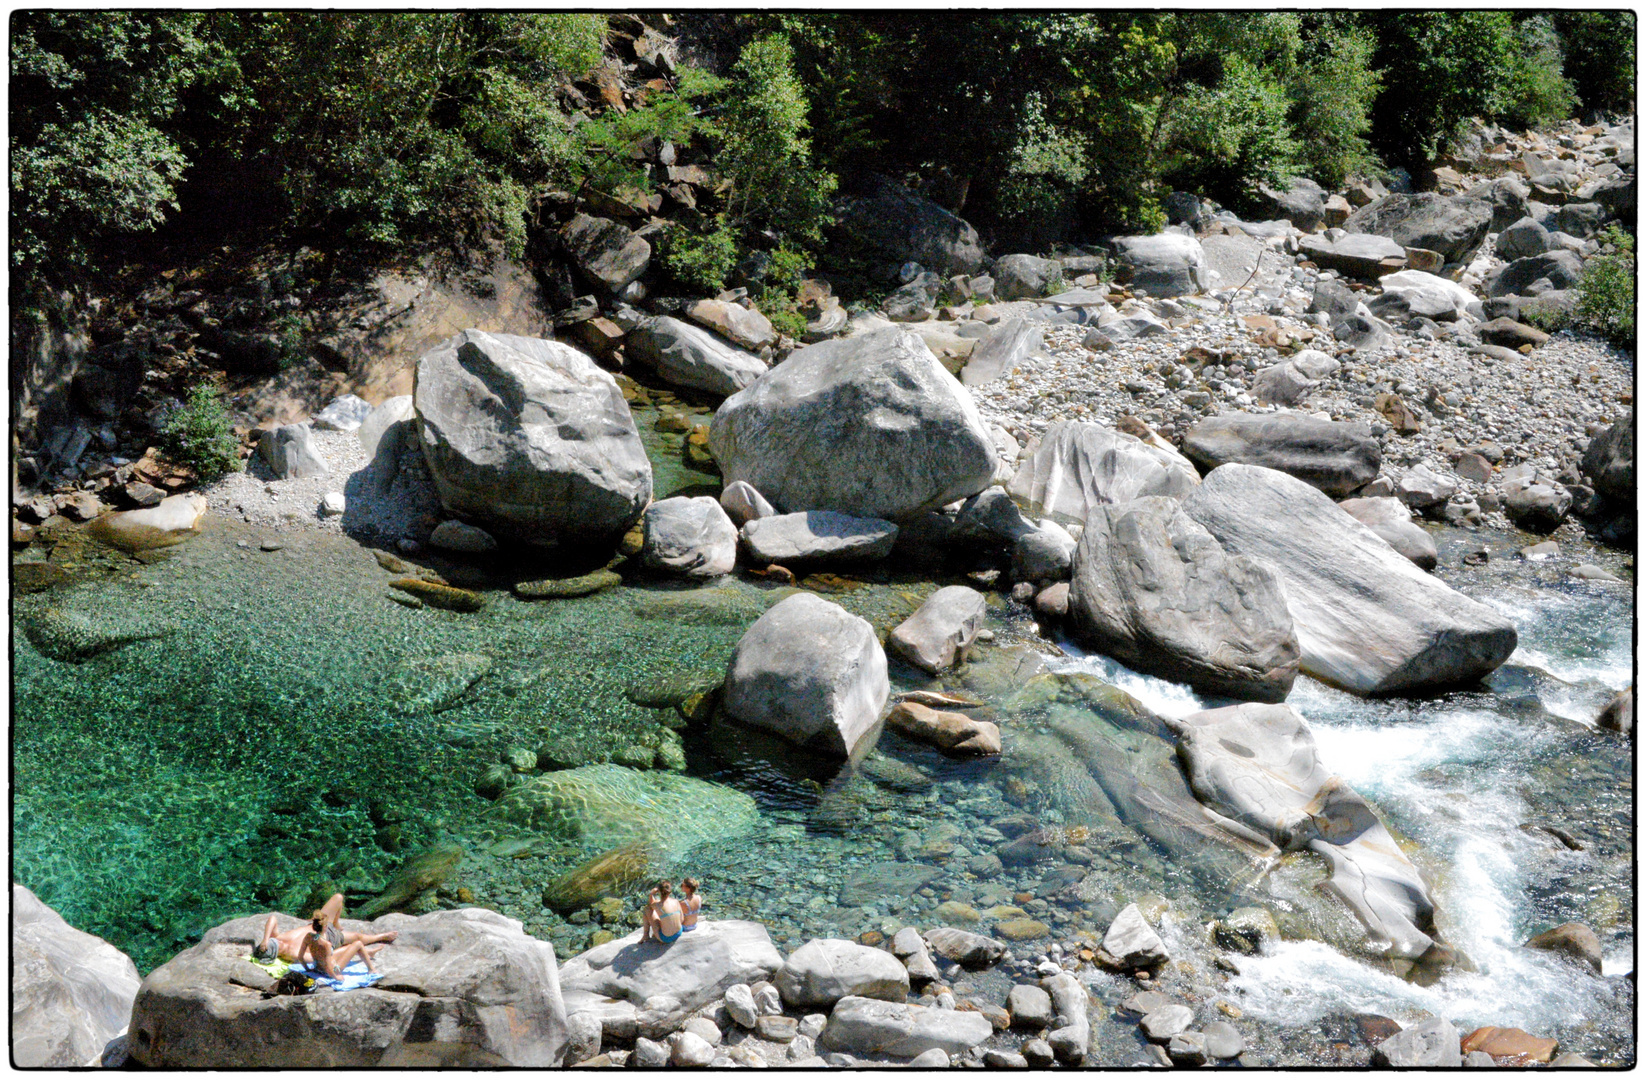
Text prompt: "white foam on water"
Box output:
[[1480, 589, 1634, 691], [1047, 642, 1209, 720]]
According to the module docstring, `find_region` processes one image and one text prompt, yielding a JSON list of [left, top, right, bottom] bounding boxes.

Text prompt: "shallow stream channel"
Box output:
[[12, 401, 1636, 1066]]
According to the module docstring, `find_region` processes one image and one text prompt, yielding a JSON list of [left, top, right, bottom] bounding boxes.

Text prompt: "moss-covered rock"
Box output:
[[389, 577, 487, 612], [542, 842, 655, 913], [514, 569, 622, 599]]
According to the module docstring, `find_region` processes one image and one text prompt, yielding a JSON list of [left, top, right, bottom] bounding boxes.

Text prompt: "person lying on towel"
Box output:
[[252, 893, 398, 963]]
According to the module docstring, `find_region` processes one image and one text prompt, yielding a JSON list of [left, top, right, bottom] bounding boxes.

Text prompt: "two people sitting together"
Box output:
[[640, 876, 701, 945], [253, 892, 398, 978]]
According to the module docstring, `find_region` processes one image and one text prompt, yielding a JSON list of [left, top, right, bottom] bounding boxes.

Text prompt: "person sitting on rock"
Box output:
[[252, 893, 397, 962], [679, 876, 702, 933], [299, 909, 386, 977], [640, 880, 685, 944]]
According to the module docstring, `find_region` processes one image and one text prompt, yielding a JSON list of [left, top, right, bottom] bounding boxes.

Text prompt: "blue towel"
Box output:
[[294, 959, 384, 992]]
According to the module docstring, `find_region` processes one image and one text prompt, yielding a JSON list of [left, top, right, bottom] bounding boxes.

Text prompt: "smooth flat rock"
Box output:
[[131, 908, 568, 1067], [686, 299, 777, 351], [1008, 420, 1199, 521], [415, 330, 651, 544], [885, 701, 1000, 757], [1007, 985, 1054, 1030], [559, 921, 783, 1017], [887, 585, 988, 674], [313, 393, 374, 432], [1042, 972, 1090, 1062], [1182, 413, 1380, 499], [1070, 496, 1298, 702], [741, 510, 898, 565], [818, 996, 993, 1058], [709, 327, 995, 518], [1182, 464, 1517, 694], [775, 939, 910, 1009], [13, 884, 142, 1067], [1170, 702, 1447, 963], [722, 593, 889, 758], [1298, 233, 1406, 278], [627, 316, 768, 399], [1140, 1005, 1195, 1042], [1338, 496, 1438, 570]]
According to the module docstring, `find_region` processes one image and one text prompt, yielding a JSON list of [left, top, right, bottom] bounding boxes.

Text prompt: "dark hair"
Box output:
[[681, 877, 698, 892], [310, 911, 326, 934], [655, 880, 672, 898], [253, 938, 279, 961]]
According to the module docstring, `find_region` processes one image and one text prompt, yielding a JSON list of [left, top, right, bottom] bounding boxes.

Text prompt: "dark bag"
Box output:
[[272, 969, 313, 996]]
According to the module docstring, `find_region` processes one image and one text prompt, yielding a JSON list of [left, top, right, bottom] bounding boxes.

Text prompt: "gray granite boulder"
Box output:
[[686, 298, 777, 351], [1372, 1018, 1463, 1068], [923, 927, 1008, 969], [13, 884, 142, 1067], [1070, 497, 1299, 702], [641, 495, 738, 577], [1343, 193, 1493, 264], [257, 423, 328, 479], [1008, 420, 1199, 521], [1011, 523, 1077, 584], [627, 316, 767, 399], [830, 174, 987, 277], [888, 585, 988, 674], [1257, 176, 1326, 230], [1109, 233, 1210, 296], [722, 592, 890, 758], [1581, 415, 1633, 502], [1502, 474, 1572, 531], [1487, 250, 1583, 297], [775, 939, 910, 1008], [560, 921, 782, 1028], [1496, 216, 1553, 261], [1102, 904, 1169, 971], [561, 213, 650, 290], [1042, 971, 1091, 1063], [129, 908, 568, 1067], [709, 327, 996, 518], [1182, 464, 1517, 695], [719, 480, 776, 527], [962, 318, 1042, 387], [741, 510, 899, 565], [993, 254, 1062, 301], [313, 393, 374, 432], [415, 330, 651, 545], [819, 996, 993, 1058], [1298, 233, 1405, 278], [1182, 413, 1380, 499], [1007, 985, 1053, 1030], [1169, 703, 1449, 963], [1337, 497, 1437, 570]]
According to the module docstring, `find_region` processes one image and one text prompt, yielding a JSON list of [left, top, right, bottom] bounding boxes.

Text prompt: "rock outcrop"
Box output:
[[414, 330, 651, 545], [709, 327, 996, 519], [13, 884, 142, 1067], [1182, 464, 1517, 694], [128, 908, 569, 1067], [1008, 420, 1199, 521], [1069, 496, 1299, 702]]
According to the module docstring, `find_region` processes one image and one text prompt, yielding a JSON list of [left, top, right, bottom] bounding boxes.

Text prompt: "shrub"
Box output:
[[1493, 16, 1576, 130], [659, 218, 740, 295], [1574, 226, 1635, 347], [159, 383, 243, 481], [1553, 12, 1636, 113], [1160, 54, 1299, 203], [1366, 12, 1517, 170], [1287, 17, 1382, 188]]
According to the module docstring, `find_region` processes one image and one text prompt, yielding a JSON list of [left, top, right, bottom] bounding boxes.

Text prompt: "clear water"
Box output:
[[10, 426, 1635, 1063]]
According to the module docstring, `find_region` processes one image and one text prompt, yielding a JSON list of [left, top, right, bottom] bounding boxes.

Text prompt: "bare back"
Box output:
[[655, 897, 684, 937]]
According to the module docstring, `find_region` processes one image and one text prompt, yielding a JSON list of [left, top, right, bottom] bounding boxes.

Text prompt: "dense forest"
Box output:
[[11, 11, 1637, 309]]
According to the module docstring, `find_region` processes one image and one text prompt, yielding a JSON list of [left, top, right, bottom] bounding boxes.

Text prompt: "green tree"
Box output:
[[1493, 15, 1576, 130], [1365, 12, 1517, 170], [1553, 12, 1636, 114], [1575, 225, 1636, 347], [1287, 15, 1382, 187]]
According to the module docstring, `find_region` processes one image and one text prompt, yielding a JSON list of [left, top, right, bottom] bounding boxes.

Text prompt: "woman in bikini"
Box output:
[[252, 893, 397, 962], [679, 877, 702, 933], [640, 880, 685, 944], [298, 909, 386, 977]]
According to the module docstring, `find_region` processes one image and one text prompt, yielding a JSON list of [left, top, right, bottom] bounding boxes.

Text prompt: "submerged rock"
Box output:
[[129, 907, 567, 1067], [885, 701, 1001, 757], [542, 843, 655, 913], [740, 511, 899, 565], [22, 607, 174, 663], [1523, 922, 1604, 974], [1169, 702, 1449, 964], [388, 652, 492, 714], [1069, 496, 1298, 702], [514, 570, 622, 599], [355, 842, 465, 919], [1182, 464, 1516, 695], [86, 493, 207, 552], [388, 578, 487, 612], [488, 764, 758, 860], [721, 592, 889, 759]]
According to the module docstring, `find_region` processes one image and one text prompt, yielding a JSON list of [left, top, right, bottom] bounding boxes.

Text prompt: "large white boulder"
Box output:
[[708, 327, 996, 518], [1109, 233, 1211, 297], [559, 921, 783, 1018], [128, 908, 569, 1067], [414, 330, 652, 545], [13, 884, 142, 1067], [774, 939, 910, 1008], [1181, 464, 1517, 694], [627, 316, 768, 399], [887, 586, 988, 674], [641, 496, 738, 577], [1008, 420, 1199, 522], [818, 996, 994, 1058], [721, 593, 890, 758]]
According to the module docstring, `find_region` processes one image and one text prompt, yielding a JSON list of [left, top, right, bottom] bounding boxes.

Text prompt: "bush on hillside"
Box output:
[[1574, 226, 1636, 348], [1287, 16, 1382, 188], [1493, 16, 1576, 130], [1553, 11, 1636, 113], [159, 383, 243, 481]]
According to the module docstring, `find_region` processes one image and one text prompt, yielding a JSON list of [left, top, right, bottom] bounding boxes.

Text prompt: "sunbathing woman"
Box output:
[[679, 877, 702, 932], [640, 880, 685, 944], [298, 910, 385, 977], [253, 893, 397, 962]]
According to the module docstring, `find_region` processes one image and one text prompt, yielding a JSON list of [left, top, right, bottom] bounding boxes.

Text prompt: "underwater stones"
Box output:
[[1069, 496, 1299, 703], [387, 578, 486, 612], [514, 569, 622, 599], [993, 918, 1049, 942], [839, 863, 942, 908], [1169, 702, 1447, 963], [130, 907, 568, 1067], [1007, 420, 1200, 522], [1524, 923, 1604, 975], [13, 884, 143, 1067], [775, 939, 910, 1009], [1101, 904, 1169, 971], [885, 702, 1000, 758], [415, 329, 652, 545], [486, 764, 758, 860], [22, 607, 174, 663], [722, 592, 889, 759], [819, 996, 994, 1059], [888, 586, 988, 674], [640, 496, 738, 578], [1372, 1017, 1463, 1068], [543, 843, 655, 914], [922, 927, 1008, 969], [1181, 464, 1517, 694], [708, 327, 996, 519], [85, 493, 206, 552], [388, 652, 492, 715], [559, 921, 783, 1016], [355, 842, 465, 919]]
